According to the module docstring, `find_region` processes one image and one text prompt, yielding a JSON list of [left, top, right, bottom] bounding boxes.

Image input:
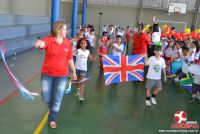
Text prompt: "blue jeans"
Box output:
[[41, 74, 68, 122]]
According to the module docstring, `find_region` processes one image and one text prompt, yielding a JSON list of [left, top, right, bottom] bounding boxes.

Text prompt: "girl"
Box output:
[[189, 41, 198, 64], [111, 35, 125, 56], [34, 21, 77, 128], [125, 26, 131, 46], [75, 38, 95, 101], [164, 41, 173, 75], [172, 41, 182, 62], [88, 28, 96, 54], [174, 46, 190, 82], [98, 32, 110, 71], [71, 35, 79, 63], [194, 44, 200, 64]]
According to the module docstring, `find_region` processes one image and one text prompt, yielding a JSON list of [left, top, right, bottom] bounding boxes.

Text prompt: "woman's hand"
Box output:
[[34, 40, 45, 48], [71, 72, 77, 80]]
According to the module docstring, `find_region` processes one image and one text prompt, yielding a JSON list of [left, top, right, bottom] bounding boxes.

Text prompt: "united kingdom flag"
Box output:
[[102, 54, 145, 85]]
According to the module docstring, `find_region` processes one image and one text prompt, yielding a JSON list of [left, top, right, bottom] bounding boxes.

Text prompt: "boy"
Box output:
[[145, 46, 167, 106]]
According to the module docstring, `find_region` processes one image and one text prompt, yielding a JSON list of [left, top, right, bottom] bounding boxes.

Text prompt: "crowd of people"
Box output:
[[34, 18, 200, 128]]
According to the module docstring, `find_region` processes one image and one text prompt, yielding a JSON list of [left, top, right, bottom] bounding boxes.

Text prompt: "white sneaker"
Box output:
[[151, 97, 157, 105], [79, 95, 84, 101], [146, 100, 151, 106]]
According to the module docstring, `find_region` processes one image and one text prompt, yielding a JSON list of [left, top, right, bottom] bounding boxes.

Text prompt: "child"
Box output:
[[164, 41, 173, 76], [98, 32, 110, 71], [71, 35, 78, 63], [181, 46, 190, 64], [174, 46, 190, 82], [111, 35, 125, 56], [189, 40, 198, 64], [88, 28, 96, 54], [194, 42, 200, 64], [84, 26, 90, 39], [125, 26, 131, 46], [189, 72, 200, 103], [172, 41, 182, 62], [75, 38, 95, 101], [145, 46, 167, 106]]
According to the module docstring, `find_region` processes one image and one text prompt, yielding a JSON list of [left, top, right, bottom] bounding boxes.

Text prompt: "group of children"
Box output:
[[144, 20, 200, 106], [161, 38, 200, 103], [70, 24, 132, 101], [70, 23, 200, 108]]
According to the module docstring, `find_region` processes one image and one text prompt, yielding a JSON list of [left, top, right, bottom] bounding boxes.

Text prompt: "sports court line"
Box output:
[[0, 71, 40, 106], [33, 111, 49, 134]]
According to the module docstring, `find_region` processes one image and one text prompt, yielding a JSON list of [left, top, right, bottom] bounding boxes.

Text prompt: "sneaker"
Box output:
[[79, 95, 84, 101], [151, 97, 157, 105], [145, 100, 151, 106], [189, 98, 195, 103]]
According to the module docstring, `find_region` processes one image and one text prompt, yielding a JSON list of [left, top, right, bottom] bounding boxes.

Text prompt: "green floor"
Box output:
[[0, 49, 200, 134], [41, 62, 200, 134]]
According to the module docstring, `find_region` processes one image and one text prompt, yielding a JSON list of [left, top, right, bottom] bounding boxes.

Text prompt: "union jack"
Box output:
[[102, 54, 145, 85]]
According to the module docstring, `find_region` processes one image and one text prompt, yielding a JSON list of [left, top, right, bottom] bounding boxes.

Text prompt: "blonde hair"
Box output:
[[51, 21, 66, 37]]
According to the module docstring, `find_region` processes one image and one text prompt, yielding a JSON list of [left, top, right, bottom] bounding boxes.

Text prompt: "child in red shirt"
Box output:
[[98, 32, 110, 71]]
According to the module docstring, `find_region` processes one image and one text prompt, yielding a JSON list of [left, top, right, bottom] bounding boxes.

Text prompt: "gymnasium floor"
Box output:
[[0, 48, 199, 134]]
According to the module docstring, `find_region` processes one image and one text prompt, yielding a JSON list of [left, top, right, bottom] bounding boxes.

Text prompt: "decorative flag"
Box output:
[[178, 73, 193, 92], [0, 41, 39, 100], [102, 54, 145, 85]]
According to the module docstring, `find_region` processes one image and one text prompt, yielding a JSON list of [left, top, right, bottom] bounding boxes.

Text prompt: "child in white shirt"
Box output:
[[145, 46, 167, 106], [75, 38, 95, 101], [111, 35, 125, 56], [88, 29, 96, 54], [189, 41, 198, 63]]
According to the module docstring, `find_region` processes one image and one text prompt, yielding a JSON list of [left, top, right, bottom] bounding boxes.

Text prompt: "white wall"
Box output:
[[0, 1, 199, 31], [0, 0, 11, 14], [0, 0, 48, 16], [85, 4, 199, 32], [85, 4, 139, 32]]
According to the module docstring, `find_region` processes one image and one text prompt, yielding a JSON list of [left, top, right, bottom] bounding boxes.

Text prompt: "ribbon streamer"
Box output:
[[0, 41, 39, 100], [65, 77, 92, 95], [71, 77, 92, 83]]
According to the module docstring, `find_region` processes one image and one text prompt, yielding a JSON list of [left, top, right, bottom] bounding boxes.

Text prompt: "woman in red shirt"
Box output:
[[132, 23, 151, 56], [34, 21, 77, 128]]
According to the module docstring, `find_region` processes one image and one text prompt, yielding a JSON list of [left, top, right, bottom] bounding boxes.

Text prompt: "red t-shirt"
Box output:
[[126, 32, 131, 39], [99, 39, 109, 54], [41, 35, 72, 76], [132, 33, 150, 54]]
